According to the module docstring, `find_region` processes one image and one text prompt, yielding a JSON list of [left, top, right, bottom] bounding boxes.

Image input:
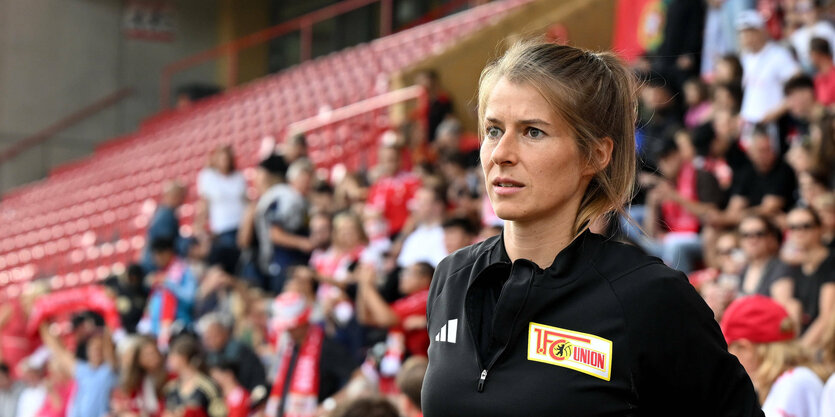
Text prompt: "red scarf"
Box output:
[[267, 325, 324, 417], [661, 162, 700, 233]]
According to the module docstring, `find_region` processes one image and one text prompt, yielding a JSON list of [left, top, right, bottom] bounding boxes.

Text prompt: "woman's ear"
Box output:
[[584, 137, 614, 176]]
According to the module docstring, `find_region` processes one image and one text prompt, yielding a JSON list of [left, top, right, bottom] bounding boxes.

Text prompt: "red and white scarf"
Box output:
[[661, 162, 700, 233], [267, 325, 324, 417]]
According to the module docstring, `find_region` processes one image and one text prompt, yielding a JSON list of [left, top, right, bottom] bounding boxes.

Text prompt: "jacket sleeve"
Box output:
[[613, 263, 764, 417]]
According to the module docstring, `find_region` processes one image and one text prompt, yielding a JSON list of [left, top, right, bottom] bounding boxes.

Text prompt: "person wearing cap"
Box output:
[[721, 295, 825, 416], [265, 292, 356, 417], [737, 9, 801, 124]]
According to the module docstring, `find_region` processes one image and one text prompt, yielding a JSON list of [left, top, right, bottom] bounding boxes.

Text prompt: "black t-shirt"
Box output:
[[730, 161, 796, 208], [164, 374, 226, 417], [795, 251, 835, 330], [777, 113, 810, 155]]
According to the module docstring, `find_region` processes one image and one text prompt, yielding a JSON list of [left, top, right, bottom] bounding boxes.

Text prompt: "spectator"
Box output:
[[163, 335, 226, 417], [414, 70, 453, 144], [735, 215, 800, 303], [15, 358, 46, 417], [142, 237, 198, 348], [712, 81, 744, 114], [701, 1, 751, 79], [267, 158, 317, 293], [636, 139, 724, 273], [198, 312, 267, 393], [208, 358, 250, 417], [650, 0, 705, 90], [105, 264, 149, 334], [366, 144, 421, 236], [707, 124, 797, 227], [281, 133, 308, 166], [777, 75, 819, 152], [636, 74, 682, 170], [781, 207, 835, 347], [683, 77, 713, 129], [36, 358, 73, 417], [112, 335, 167, 417], [442, 216, 478, 255], [198, 145, 248, 263], [142, 181, 186, 272], [39, 324, 118, 417], [356, 262, 433, 358], [714, 54, 744, 86], [310, 212, 368, 288], [329, 396, 399, 417], [266, 292, 356, 417], [696, 231, 745, 320], [395, 186, 448, 268], [814, 192, 835, 247], [721, 295, 824, 416], [0, 282, 42, 378], [0, 362, 21, 417], [737, 10, 801, 123], [395, 356, 427, 417], [811, 37, 835, 106], [789, 0, 835, 72], [797, 170, 831, 208]]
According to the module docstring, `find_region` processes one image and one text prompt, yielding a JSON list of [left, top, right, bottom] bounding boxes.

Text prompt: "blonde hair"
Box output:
[[754, 341, 824, 404], [477, 38, 638, 235]]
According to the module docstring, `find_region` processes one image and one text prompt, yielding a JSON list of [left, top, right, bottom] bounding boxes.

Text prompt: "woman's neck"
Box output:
[[504, 215, 576, 269]]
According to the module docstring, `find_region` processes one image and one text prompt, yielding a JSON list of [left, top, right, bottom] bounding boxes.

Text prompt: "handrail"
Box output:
[[160, 0, 392, 109], [287, 85, 427, 135], [0, 88, 134, 166]]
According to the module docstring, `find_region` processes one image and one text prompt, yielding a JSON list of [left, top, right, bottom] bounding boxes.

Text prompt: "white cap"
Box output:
[[736, 10, 765, 31]]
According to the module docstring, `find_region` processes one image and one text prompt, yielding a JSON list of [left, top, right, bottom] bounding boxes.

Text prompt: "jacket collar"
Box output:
[[480, 227, 603, 280]]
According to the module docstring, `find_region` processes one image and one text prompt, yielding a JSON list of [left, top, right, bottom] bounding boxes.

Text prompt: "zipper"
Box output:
[[477, 369, 488, 392]]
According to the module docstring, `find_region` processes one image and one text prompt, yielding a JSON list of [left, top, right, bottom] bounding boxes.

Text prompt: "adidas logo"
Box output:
[[434, 318, 458, 343]]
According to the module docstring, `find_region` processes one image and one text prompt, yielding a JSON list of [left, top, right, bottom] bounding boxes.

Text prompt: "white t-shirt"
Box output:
[[15, 385, 46, 417], [790, 21, 835, 71], [197, 168, 247, 234], [740, 42, 800, 123], [820, 372, 835, 417], [762, 366, 823, 417], [397, 223, 448, 268]]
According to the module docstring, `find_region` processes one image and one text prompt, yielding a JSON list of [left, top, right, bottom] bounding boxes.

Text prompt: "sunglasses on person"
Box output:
[[788, 222, 817, 232], [740, 230, 768, 239], [716, 247, 738, 256]]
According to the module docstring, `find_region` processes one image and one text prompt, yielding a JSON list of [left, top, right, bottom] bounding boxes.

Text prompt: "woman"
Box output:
[[421, 39, 761, 416], [112, 336, 168, 417], [39, 324, 118, 417], [197, 145, 248, 262], [163, 336, 226, 417], [737, 215, 800, 304], [721, 295, 824, 417], [782, 207, 835, 347]]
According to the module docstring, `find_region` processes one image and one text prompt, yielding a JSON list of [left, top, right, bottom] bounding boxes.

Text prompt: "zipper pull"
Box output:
[[477, 369, 488, 392]]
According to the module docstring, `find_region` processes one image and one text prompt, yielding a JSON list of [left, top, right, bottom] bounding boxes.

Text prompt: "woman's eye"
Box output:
[[486, 127, 502, 139], [526, 127, 544, 138]]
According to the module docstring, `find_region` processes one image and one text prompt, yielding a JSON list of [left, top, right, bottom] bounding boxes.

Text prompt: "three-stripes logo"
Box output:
[[434, 318, 458, 343]]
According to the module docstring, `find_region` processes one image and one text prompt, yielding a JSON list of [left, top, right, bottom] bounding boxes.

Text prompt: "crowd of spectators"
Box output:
[[4, 0, 835, 415]]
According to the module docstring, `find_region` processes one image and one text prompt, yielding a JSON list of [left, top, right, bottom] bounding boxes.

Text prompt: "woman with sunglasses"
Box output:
[[737, 215, 800, 305], [782, 207, 835, 348]]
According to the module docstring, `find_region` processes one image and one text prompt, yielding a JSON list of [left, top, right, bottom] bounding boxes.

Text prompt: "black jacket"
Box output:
[[421, 231, 763, 416]]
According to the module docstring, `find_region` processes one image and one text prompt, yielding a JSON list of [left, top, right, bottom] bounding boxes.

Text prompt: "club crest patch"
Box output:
[[527, 322, 612, 381]]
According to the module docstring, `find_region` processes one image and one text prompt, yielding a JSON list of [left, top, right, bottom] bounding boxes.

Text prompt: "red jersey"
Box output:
[[366, 172, 421, 236], [815, 66, 835, 106], [225, 386, 250, 417], [391, 289, 430, 357]]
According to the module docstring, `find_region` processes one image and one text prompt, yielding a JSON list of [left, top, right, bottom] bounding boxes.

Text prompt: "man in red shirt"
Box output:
[[810, 37, 835, 106], [355, 262, 433, 357], [366, 144, 421, 236]]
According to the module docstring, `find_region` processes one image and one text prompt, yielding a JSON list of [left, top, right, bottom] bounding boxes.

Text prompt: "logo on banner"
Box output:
[[527, 322, 612, 381]]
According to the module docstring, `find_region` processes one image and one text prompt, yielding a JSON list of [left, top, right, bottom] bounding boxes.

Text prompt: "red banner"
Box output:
[[27, 285, 121, 335]]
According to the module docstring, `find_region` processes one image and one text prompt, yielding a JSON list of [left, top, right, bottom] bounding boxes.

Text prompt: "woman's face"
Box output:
[[138, 342, 162, 371], [786, 209, 822, 250], [166, 352, 186, 374], [86, 335, 104, 367], [333, 218, 361, 249], [739, 218, 772, 260], [480, 78, 591, 224]]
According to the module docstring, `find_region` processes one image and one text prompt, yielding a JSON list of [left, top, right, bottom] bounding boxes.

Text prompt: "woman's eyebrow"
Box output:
[[485, 117, 503, 124], [517, 119, 551, 126]]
